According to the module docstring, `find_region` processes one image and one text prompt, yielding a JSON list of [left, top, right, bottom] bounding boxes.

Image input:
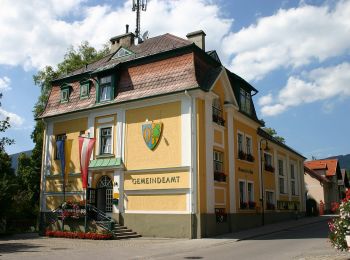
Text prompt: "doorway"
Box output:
[[96, 175, 113, 213]]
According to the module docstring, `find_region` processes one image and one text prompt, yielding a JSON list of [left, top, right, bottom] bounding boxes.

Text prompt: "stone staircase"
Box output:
[[112, 223, 141, 239]]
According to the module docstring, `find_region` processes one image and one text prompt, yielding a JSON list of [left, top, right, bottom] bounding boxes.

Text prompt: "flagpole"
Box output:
[[62, 136, 66, 231], [84, 188, 87, 233]]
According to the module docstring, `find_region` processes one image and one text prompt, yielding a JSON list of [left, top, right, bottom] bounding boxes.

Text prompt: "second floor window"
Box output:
[[291, 164, 297, 195], [100, 76, 112, 102], [264, 153, 274, 172], [100, 127, 112, 154], [213, 150, 224, 172]]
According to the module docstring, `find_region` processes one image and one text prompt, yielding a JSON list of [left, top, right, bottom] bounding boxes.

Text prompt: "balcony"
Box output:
[[214, 171, 226, 182], [264, 164, 275, 173], [212, 114, 225, 126]]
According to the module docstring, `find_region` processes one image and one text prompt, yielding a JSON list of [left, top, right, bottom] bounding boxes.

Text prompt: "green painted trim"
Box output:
[[60, 88, 70, 103], [89, 157, 122, 168]]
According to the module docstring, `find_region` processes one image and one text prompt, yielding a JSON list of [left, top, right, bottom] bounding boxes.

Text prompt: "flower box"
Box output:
[[238, 151, 246, 160], [246, 154, 255, 162], [212, 114, 225, 126], [266, 203, 275, 210], [214, 171, 226, 182], [45, 230, 112, 240], [248, 201, 256, 209], [264, 164, 275, 173], [240, 202, 248, 209]]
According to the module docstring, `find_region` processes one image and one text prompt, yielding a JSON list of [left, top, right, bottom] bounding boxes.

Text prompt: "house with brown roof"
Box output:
[[39, 28, 306, 238], [304, 159, 348, 212]]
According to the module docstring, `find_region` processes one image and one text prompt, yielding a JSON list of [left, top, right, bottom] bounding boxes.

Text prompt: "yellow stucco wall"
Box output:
[[214, 129, 223, 145], [51, 117, 88, 175], [125, 194, 187, 211], [234, 119, 260, 211], [46, 176, 83, 192], [124, 101, 181, 170], [124, 171, 189, 190]]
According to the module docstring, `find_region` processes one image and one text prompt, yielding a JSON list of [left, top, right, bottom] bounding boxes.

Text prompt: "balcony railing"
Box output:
[[214, 171, 226, 182]]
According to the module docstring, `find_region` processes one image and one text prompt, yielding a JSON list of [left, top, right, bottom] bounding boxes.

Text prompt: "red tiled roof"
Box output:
[[304, 165, 330, 183], [40, 33, 220, 118], [304, 159, 338, 177]]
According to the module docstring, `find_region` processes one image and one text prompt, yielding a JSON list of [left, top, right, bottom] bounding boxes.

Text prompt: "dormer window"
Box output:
[[112, 47, 133, 59], [99, 76, 112, 102], [60, 85, 71, 103], [80, 81, 90, 99], [240, 88, 251, 115]]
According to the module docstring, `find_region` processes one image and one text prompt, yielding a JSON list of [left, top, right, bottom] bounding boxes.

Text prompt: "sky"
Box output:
[[0, 0, 349, 159]]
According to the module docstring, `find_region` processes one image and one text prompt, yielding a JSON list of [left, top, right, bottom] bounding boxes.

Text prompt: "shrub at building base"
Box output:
[[329, 190, 350, 251], [45, 229, 112, 240]]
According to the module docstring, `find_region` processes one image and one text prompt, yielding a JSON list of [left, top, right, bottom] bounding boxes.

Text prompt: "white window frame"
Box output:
[[290, 161, 298, 196], [100, 76, 112, 102], [213, 150, 224, 173], [96, 123, 115, 156], [247, 181, 254, 203], [239, 180, 246, 205], [237, 131, 244, 153], [278, 157, 287, 194], [245, 134, 253, 156]]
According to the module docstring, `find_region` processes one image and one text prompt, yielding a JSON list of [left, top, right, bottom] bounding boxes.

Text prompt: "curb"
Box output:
[[236, 216, 332, 241]]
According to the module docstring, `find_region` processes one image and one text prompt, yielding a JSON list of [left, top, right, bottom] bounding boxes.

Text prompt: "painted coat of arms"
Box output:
[[142, 122, 163, 150]]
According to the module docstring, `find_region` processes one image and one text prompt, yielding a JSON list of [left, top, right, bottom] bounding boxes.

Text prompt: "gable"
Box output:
[[111, 47, 134, 60]]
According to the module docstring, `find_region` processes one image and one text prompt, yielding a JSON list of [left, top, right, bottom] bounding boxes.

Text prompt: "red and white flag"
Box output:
[[79, 136, 96, 189]]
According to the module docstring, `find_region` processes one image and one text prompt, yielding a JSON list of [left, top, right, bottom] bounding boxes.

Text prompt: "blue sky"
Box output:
[[0, 0, 349, 159]]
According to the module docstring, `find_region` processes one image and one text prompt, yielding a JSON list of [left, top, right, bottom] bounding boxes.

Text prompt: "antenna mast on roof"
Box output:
[[132, 0, 147, 43]]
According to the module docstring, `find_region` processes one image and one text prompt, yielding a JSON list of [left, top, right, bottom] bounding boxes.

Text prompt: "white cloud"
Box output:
[[0, 76, 11, 91], [0, 107, 24, 127], [259, 62, 350, 116], [223, 0, 350, 81], [0, 0, 232, 70]]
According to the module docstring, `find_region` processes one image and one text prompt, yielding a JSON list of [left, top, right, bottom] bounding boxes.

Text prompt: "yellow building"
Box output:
[[39, 30, 306, 238]]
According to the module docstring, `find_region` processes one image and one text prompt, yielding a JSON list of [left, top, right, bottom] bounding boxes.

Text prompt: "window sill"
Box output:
[[96, 154, 114, 159], [212, 122, 226, 130], [237, 158, 255, 164]]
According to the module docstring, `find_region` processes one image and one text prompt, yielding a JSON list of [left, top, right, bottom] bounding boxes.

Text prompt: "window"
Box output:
[[213, 151, 224, 172], [212, 98, 225, 126], [238, 133, 244, 153], [278, 159, 285, 193], [100, 127, 112, 154], [99, 76, 112, 102], [239, 181, 255, 209], [214, 151, 225, 182], [80, 82, 90, 98], [240, 88, 251, 115], [264, 153, 274, 172], [246, 136, 252, 155], [247, 182, 254, 202], [55, 134, 66, 160], [239, 181, 246, 209], [266, 191, 275, 210], [61, 88, 69, 102], [291, 163, 297, 195]]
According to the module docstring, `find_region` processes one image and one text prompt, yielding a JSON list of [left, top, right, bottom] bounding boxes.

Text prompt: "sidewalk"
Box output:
[[215, 215, 334, 241]]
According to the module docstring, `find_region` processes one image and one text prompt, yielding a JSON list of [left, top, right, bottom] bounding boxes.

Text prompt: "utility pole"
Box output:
[[132, 0, 147, 41]]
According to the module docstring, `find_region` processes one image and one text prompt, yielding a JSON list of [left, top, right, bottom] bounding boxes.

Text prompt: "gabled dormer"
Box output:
[[111, 47, 134, 60], [96, 75, 116, 103]]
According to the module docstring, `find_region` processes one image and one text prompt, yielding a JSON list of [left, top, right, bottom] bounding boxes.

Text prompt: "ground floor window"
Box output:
[[266, 191, 275, 210]]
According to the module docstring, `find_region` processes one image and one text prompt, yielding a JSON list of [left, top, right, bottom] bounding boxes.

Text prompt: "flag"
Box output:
[[56, 139, 65, 181], [79, 136, 96, 189]]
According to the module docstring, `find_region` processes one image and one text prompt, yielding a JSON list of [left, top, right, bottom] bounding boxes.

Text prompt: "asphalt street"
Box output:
[[0, 218, 349, 260]]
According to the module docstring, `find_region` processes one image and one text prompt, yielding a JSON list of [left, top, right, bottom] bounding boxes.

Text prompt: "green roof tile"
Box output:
[[89, 157, 122, 168]]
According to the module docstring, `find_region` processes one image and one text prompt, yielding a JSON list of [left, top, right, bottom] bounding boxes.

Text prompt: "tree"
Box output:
[[18, 42, 109, 219], [262, 127, 286, 144], [0, 93, 17, 219]]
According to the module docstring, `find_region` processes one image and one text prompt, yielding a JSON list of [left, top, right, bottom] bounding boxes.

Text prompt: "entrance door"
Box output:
[[96, 176, 113, 213]]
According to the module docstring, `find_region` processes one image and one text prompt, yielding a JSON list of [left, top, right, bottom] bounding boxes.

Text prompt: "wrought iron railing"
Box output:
[[86, 204, 115, 231]]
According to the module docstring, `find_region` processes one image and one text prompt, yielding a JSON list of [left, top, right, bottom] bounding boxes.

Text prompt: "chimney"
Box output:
[[186, 30, 206, 51], [110, 24, 135, 53]]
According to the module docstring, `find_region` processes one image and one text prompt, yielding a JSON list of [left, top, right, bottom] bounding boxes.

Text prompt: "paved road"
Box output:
[[0, 219, 349, 260]]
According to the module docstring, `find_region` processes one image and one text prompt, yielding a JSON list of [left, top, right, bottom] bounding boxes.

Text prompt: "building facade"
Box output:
[[39, 30, 305, 238]]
